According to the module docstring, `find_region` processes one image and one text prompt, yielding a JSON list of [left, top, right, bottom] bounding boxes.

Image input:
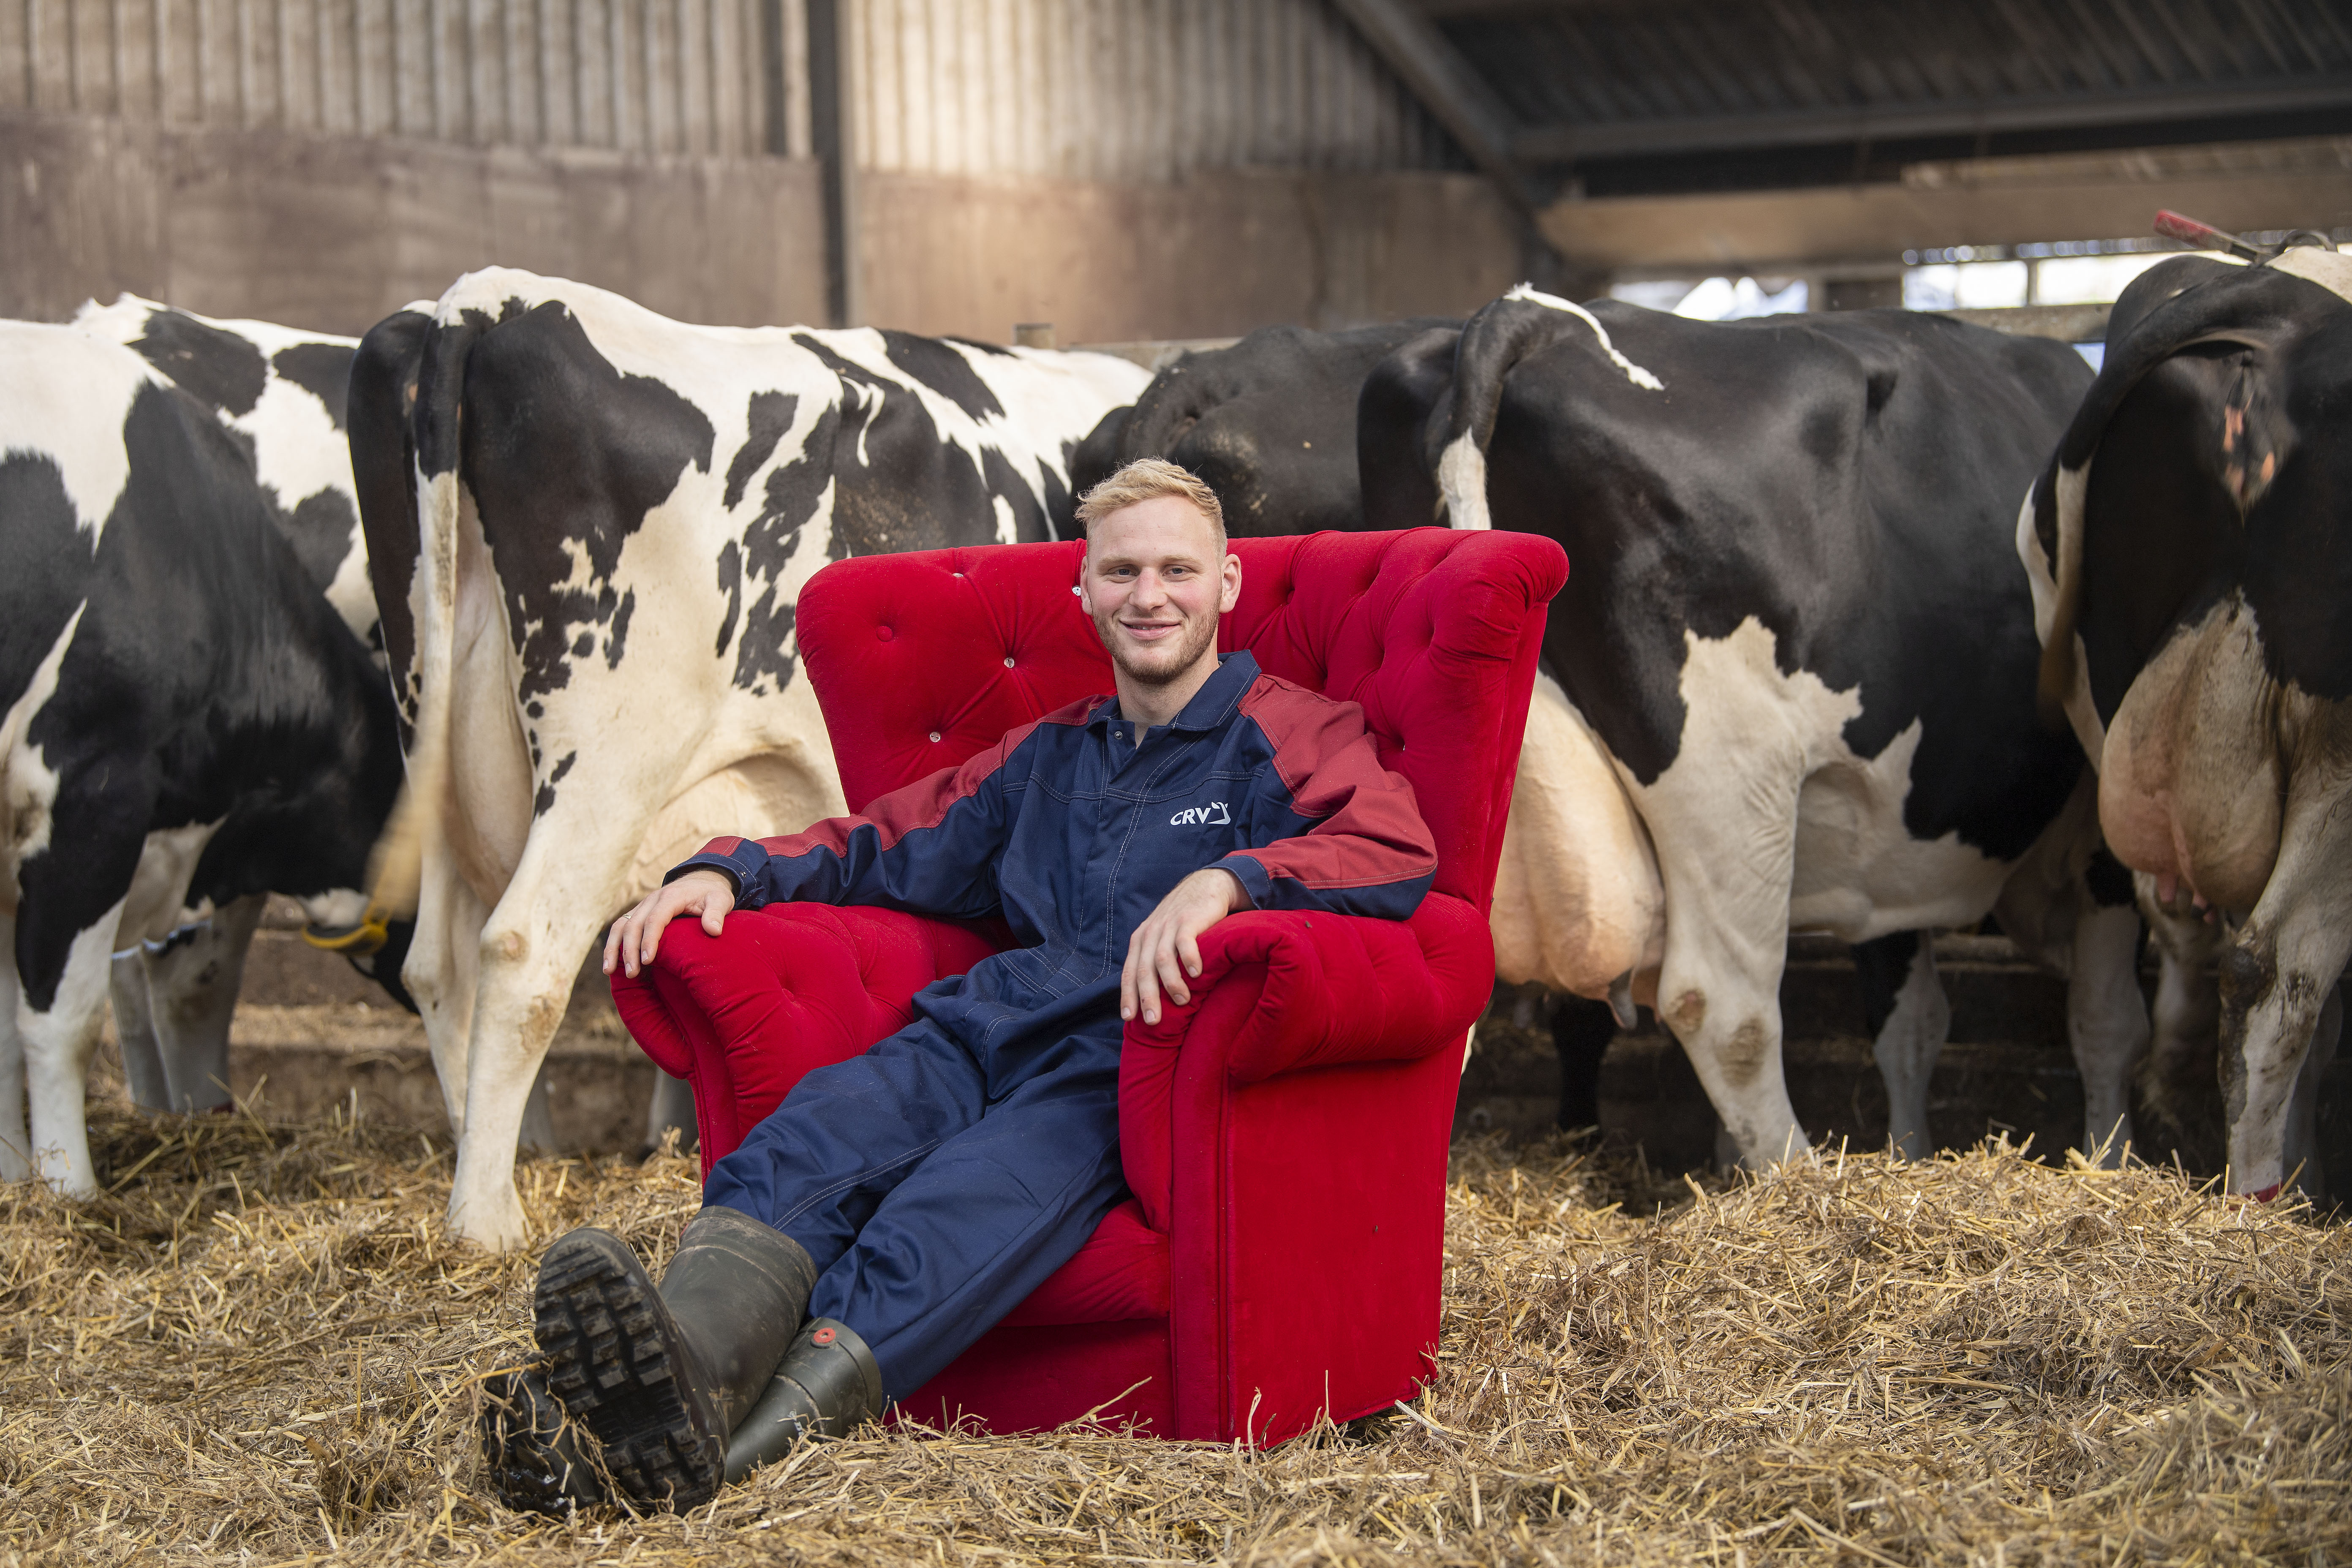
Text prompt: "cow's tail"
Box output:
[[2031, 259, 2318, 730], [1432, 284, 1666, 531], [365, 304, 485, 922]]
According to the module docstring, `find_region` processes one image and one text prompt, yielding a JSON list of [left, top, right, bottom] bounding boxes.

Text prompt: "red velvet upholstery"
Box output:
[[611, 527, 1565, 1444]]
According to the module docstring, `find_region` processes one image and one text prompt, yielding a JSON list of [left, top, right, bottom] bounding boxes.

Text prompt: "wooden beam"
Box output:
[[1512, 75, 2352, 161], [1537, 165, 2352, 271], [1329, 0, 1542, 216]]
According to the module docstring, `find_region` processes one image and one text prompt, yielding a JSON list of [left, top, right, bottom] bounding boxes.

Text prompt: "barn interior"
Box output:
[[4, 4, 2350, 1563], [7, 0, 2346, 1181]]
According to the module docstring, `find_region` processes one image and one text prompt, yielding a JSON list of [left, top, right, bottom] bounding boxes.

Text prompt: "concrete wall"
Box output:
[[858, 165, 1519, 342], [3, 109, 1519, 338], [1, 109, 829, 331]]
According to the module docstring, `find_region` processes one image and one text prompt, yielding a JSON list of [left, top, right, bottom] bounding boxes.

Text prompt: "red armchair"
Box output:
[[613, 527, 1565, 1445]]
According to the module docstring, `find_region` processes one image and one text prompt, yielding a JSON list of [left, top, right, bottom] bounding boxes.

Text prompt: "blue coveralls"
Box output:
[[674, 652, 1437, 1397]]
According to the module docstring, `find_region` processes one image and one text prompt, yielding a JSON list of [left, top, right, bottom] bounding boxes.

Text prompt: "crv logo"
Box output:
[[1171, 801, 1231, 827]]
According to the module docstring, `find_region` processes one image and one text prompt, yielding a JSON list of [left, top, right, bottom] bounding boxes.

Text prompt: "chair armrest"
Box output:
[[1116, 892, 1491, 1227], [612, 902, 1006, 1167], [1127, 893, 1493, 1084]]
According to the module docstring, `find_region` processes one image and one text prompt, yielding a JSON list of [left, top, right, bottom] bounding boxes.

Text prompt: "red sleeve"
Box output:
[[1219, 679, 1437, 919]]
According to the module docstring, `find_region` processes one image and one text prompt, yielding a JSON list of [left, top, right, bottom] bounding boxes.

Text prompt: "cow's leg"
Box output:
[[15, 902, 127, 1195], [404, 843, 488, 1138], [2067, 899, 2151, 1165], [448, 817, 653, 1250], [109, 948, 172, 1110], [642, 1069, 696, 1158], [2140, 887, 2223, 1144], [143, 893, 265, 1113], [520, 1067, 557, 1154], [2281, 983, 2340, 1199], [2219, 779, 2352, 1199], [1854, 932, 1949, 1160], [1549, 993, 1615, 1136], [1643, 801, 1807, 1169], [0, 915, 25, 1181]]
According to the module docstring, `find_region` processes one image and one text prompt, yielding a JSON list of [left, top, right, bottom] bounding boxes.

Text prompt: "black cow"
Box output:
[[2023, 242, 2352, 1198], [1074, 320, 1456, 535], [1374, 285, 2164, 1169], [0, 323, 403, 1194]]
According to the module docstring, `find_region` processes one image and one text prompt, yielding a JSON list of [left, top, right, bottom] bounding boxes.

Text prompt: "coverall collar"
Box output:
[[1091, 650, 1261, 736]]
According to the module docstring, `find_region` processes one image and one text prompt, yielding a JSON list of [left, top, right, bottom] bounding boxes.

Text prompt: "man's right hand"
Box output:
[[603, 869, 736, 978]]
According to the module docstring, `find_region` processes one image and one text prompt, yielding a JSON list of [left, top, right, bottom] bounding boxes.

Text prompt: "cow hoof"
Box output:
[[448, 1189, 532, 1253]]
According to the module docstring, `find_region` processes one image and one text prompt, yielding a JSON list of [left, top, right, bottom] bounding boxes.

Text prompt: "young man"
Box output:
[[484, 459, 1437, 1512]]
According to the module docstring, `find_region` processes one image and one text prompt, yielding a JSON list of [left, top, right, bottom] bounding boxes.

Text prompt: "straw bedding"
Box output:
[[2, 1089, 2344, 1566]]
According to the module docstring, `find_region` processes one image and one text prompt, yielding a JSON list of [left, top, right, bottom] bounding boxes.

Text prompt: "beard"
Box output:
[[1096, 605, 1221, 688]]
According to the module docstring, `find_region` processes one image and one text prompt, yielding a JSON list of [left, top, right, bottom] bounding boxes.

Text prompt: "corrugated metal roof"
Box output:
[[849, 0, 1463, 181], [1424, 0, 2352, 168]]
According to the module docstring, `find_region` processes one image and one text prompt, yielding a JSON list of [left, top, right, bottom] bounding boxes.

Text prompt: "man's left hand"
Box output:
[[1122, 867, 1250, 1026]]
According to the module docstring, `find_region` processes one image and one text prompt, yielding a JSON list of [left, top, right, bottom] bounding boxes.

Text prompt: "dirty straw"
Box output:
[[2, 1087, 2345, 1566]]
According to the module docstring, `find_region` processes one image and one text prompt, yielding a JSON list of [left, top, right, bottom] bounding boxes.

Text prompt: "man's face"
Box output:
[[1079, 495, 1242, 689]]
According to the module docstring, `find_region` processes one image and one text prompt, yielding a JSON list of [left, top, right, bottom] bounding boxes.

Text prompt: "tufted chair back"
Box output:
[[794, 528, 1565, 912]]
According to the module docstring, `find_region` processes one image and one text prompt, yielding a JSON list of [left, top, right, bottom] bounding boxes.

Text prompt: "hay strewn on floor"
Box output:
[[1, 1096, 2346, 1566]]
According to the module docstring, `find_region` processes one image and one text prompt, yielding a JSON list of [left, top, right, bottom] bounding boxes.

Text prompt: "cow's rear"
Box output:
[[2023, 243, 2352, 1198], [352, 271, 1147, 1247]]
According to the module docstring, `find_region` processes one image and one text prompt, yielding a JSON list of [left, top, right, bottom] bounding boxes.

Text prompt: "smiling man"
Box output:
[[482, 459, 1437, 1513]]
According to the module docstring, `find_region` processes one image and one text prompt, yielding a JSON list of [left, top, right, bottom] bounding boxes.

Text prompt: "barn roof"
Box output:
[[1337, 0, 2352, 203]]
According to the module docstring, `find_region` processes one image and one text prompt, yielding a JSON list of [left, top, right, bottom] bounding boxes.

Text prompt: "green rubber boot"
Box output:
[[532, 1206, 817, 1509], [479, 1361, 605, 1514], [724, 1318, 885, 1484]]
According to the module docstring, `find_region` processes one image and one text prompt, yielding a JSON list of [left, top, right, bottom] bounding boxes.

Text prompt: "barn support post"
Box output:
[[1328, 0, 1566, 294], [802, 0, 859, 327]]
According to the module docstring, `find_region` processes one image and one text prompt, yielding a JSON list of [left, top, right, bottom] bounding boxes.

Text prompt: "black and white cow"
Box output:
[[348, 269, 1149, 1248], [1073, 320, 1457, 535], [2023, 242, 2352, 1198], [1393, 285, 2167, 1169], [0, 324, 403, 1193], [66, 297, 415, 1114], [74, 296, 378, 644]]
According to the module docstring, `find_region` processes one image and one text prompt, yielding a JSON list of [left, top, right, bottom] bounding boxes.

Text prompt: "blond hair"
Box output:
[[1075, 457, 1225, 544]]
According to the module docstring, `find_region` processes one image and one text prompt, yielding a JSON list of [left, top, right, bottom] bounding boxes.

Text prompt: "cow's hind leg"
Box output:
[[2139, 886, 2224, 1158], [2068, 898, 2151, 1166], [448, 803, 664, 1250], [16, 902, 126, 1195], [642, 1070, 696, 1159], [1855, 932, 1950, 1159], [0, 914, 24, 1181], [1644, 812, 1808, 1168], [1549, 994, 1614, 1138], [110, 948, 171, 1110], [405, 841, 488, 1139], [2281, 983, 2340, 1200], [142, 893, 265, 1112], [2220, 769, 2352, 1199]]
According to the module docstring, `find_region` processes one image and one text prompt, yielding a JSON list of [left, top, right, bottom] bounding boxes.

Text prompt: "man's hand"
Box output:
[[1121, 867, 1249, 1026], [603, 869, 736, 978]]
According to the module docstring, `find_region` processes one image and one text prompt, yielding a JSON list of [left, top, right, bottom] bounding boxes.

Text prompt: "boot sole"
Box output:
[[534, 1232, 723, 1508], [479, 1366, 602, 1515]]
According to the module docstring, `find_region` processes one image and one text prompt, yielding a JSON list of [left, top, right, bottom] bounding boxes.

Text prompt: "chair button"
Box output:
[[928, 731, 942, 743], [875, 625, 894, 642], [1003, 656, 1016, 667]]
